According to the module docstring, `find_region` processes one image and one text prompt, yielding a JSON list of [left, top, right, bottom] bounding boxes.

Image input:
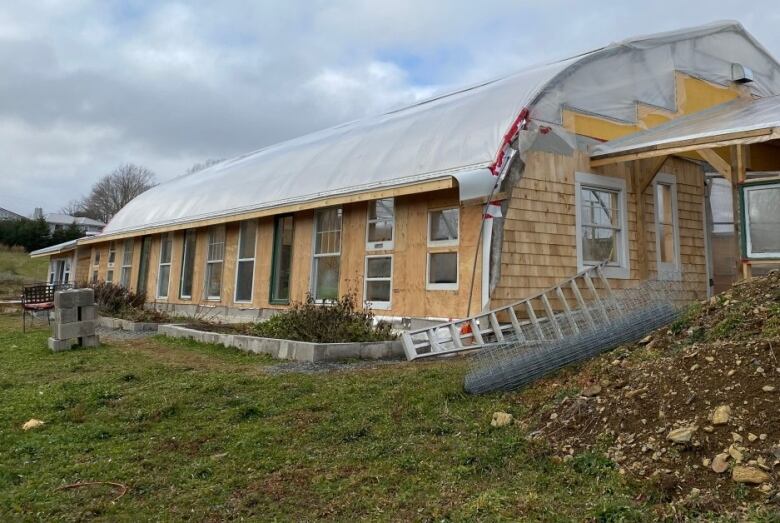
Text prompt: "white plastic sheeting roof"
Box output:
[[29, 239, 78, 258], [104, 21, 780, 236], [591, 95, 780, 158]]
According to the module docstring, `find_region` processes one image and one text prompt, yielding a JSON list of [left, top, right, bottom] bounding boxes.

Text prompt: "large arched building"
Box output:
[[35, 21, 780, 325]]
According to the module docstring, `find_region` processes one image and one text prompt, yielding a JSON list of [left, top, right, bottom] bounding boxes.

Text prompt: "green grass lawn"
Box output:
[[0, 314, 698, 521], [0, 247, 48, 298]]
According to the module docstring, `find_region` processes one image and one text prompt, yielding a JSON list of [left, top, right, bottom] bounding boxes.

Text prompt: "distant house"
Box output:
[[0, 207, 23, 220], [43, 213, 105, 236]]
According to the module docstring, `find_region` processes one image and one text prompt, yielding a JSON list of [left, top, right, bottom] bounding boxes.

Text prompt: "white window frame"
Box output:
[[652, 173, 682, 279], [179, 230, 196, 300], [366, 198, 395, 251], [233, 220, 258, 304], [427, 207, 460, 247], [426, 251, 459, 291], [311, 207, 342, 302], [156, 232, 173, 299], [743, 181, 780, 259], [107, 242, 116, 268], [574, 172, 630, 279], [120, 239, 134, 288], [364, 254, 393, 309], [204, 225, 226, 301]]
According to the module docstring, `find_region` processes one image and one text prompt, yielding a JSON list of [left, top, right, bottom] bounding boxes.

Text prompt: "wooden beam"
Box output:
[[79, 177, 456, 245], [633, 160, 649, 281], [638, 155, 669, 194], [590, 127, 780, 167], [731, 144, 748, 280], [697, 148, 733, 184]]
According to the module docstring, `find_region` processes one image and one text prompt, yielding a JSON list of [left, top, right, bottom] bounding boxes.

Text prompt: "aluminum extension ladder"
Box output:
[[401, 263, 615, 360]]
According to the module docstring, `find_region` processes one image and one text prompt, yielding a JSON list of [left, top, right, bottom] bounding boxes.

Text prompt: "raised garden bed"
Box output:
[[97, 316, 160, 332], [159, 324, 404, 362]]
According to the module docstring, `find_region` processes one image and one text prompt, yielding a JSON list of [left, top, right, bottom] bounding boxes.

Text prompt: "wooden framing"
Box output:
[[79, 178, 455, 246]]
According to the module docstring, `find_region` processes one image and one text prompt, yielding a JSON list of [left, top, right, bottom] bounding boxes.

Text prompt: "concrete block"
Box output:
[[48, 337, 74, 352], [54, 291, 76, 308], [80, 305, 97, 321], [53, 320, 97, 340], [73, 288, 95, 306], [55, 307, 78, 324], [80, 335, 100, 347]]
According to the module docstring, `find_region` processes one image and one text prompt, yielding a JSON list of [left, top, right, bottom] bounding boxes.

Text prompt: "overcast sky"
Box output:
[[2, 1, 780, 216]]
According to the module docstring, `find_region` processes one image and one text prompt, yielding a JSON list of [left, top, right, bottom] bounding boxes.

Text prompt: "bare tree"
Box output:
[[60, 199, 87, 217], [185, 158, 225, 175], [80, 164, 157, 223]]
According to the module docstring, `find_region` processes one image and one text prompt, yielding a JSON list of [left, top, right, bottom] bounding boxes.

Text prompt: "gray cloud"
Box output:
[[1, 0, 780, 215]]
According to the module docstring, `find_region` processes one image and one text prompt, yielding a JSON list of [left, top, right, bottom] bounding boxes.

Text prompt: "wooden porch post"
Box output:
[[730, 144, 751, 280]]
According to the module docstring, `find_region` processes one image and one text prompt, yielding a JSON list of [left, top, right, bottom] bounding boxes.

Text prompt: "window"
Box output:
[[204, 225, 225, 300], [179, 230, 197, 299], [120, 239, 134, 288], [234, 220, 257, 303], [270, 216, 294, 304], [575, 172, 630, 279], [312, 208, 342, 301], [136, 236, 152, 294], [743, 181, 780, 259], [428, 208, 459, 246], [92, 270, 98, 284], [107, 242, 116, 266], [364, 255, 392, 308], [157, 233, 173, 299], [106, 270, 114, 283], [366, 198, 394, 250], [427, 207, 459, 290], [93, 248, 101, 266], [653, 173, 681, 277]]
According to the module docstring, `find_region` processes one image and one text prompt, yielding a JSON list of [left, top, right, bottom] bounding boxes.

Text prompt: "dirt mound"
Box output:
[[527, 271, 780, 513]]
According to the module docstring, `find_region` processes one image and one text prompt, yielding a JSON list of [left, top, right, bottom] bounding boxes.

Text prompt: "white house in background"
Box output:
[[43, 213, 106, 236], [0, 206, 23, 220]]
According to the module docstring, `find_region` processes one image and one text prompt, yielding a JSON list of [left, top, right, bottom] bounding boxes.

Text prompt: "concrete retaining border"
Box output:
[[97, 316, 160, 332], [158, 324, 404, 362]]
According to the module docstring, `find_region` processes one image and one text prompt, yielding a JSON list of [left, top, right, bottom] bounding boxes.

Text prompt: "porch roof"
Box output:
[[29, 239, 79, 258], [590, 95, 780, 165]]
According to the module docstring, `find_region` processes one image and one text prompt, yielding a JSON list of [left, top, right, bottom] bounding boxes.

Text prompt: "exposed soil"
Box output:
[[525, 271, 780, 512]]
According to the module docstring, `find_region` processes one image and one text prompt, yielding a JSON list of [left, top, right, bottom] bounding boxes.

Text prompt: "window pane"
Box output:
[[582, 188, 619, 227], [747, 186, 780, 254], [122, 239, 134, 265], [369, 198, 394, 220], [106, 270, 113, 283], [429, 209, 459, 242], [368, 220, 393, 243], [160, 234, 173, 263], [366, 281, 391, 303], [205, 261, 223, 298], [271, 216, 294, 302], [120, 268, 131, 288], [238, 221, 257, 259], [91, 270, 98, 284], [659, 223, 675, 263], [366, 256, 391, 278], [207, 226, 225, 261], [314, 256, 340, 300], [582, 227, 618, 263], [157, 265, 170, 298], [429, 252, 457, 284], [180, 231, 196, 298], [315, 208, 342, 254], [108, 243, 116, 264], [235, 260, 254, 302]]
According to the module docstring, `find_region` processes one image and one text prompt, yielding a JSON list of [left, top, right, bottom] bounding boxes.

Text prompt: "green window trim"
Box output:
[[739, 178, 780, 260]]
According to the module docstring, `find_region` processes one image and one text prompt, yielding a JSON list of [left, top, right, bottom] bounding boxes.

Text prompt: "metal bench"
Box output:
[[21, 283, 71, 332]]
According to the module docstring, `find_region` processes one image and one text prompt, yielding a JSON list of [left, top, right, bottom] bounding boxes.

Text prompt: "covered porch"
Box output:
[[590, 95, 780, 290]]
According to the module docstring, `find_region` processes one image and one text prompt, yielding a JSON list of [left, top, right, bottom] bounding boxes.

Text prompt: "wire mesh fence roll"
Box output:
[[463, 278, 689, 395]]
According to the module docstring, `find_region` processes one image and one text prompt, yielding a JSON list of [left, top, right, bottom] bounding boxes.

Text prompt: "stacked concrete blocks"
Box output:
[[48, 288, 100, 352]]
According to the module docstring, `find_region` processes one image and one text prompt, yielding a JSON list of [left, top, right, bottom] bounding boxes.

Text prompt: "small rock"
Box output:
[[732, 465, 770, 485], [690, 364, 700, 371], [667, 426, 697, 444], [21, 419, 44, 431], [748, 433, 758, 442], [759, 434, 767, 441], [705, 356, 715, 362], [703, 425, 714, 433], [711, 453, 730, 473], [727, 369, 736, 377], [549, 413, 558, 421], [711, 405, 731, 425], [702, 458, 711, 467], [491, 411, 513, 427], [762, 385, 776, 392], [690, 487, 701, 497], [728, 445, 744, 463], [639, 335, 652, 345], [581, 384, 602, 397], [732, 432, 743, 443]]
